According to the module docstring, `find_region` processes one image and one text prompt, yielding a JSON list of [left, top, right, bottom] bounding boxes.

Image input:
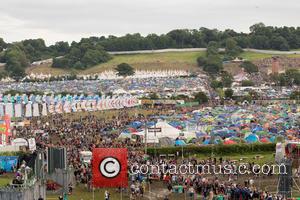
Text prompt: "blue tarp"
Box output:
[[252, 126, 263, 133], [0, 156, 18, 172], [130, 121, 143, 129], [175, 140, 186, 146]]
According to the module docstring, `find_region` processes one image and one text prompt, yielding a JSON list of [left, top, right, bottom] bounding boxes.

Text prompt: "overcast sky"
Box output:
[[0, 0, 299, 45]]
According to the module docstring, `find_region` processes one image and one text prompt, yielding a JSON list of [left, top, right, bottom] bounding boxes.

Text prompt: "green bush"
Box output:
[[147, 143, 275, 156]]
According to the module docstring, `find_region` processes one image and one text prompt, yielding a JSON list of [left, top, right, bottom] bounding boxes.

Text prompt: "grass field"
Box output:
[[25, 50, 300, 76], [239, 52, 274, 61], [195, 152, 275, 165], [47, 185, 130, 200], [0, 173, 13, 187]]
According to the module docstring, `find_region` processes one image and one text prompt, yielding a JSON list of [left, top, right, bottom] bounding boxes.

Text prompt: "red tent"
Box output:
[[260, 138, 270, 143], [224, 140, 237, 145]]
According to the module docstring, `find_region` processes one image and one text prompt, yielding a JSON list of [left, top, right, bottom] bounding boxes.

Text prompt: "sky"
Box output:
[[0, 0, 299, 45]]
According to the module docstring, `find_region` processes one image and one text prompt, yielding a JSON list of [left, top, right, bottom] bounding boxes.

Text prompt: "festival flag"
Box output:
[[63, 102, 71, 113], [76, 102, 82, 112], [55, 103, 63, 113], [71, 102, 77, 112], [81, 100, 87, 111], [91, 100, 97, 111], [25, 103, 32, 117], [5, 103, 14, 117], [14, 103, 22, 118], [0, 103, 4, 117], [33, 103, 40, 117], [92, 148, 128, 188], [0, 115, 11, 145], [42, 103, 48, 116]]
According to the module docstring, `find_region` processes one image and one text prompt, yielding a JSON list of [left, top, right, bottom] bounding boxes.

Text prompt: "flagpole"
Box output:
[[120, 184, 122, 200], [145, 121, 147, 155], [92, 186, 94, 200], [91, 159, 95, 200]]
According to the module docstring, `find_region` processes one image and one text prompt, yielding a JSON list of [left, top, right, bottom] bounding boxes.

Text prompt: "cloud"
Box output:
[[0, 0, 299, 45]]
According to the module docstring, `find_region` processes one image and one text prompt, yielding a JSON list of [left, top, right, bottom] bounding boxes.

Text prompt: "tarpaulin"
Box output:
[[0, 156, 18, 172]]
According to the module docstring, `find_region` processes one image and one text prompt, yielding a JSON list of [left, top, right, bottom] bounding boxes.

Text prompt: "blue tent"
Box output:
[[269, 127, 278, 134], [203, 138, 222, 145], [252, 126, 263, 133], [245, 134, 259, 143], [270, 136, 276, 143], [130, 121, 143, 129], [196, 132, 207, 138], [203, 139, 211, 145], [175, 139, 186, 146]]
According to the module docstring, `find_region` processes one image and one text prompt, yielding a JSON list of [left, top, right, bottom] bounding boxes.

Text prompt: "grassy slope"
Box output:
[[27, 51, 204, 75], [26, 51, 300, 76]]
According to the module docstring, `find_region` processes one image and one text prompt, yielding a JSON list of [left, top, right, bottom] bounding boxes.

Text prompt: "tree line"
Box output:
[[80, 23, 300, 51]]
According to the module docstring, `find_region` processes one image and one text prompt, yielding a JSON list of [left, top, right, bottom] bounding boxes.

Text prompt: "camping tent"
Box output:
[[245, 134, 259, 143], [145, 121, 183, 143], [175, 139, 186, 146]]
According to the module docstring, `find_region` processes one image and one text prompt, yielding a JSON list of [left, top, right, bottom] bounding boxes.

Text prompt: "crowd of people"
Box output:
[[128, 152, 289, 200]]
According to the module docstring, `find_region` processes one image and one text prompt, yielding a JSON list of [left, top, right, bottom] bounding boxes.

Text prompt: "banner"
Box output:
[[14, 103, 22, 118], [92, 148, 128, 188]]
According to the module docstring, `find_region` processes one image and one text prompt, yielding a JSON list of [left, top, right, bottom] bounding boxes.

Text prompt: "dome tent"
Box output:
[[245, 134, 259, 143]]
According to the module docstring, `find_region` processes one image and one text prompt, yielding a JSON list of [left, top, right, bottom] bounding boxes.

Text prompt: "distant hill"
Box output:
[[25, 50, 300, 76]]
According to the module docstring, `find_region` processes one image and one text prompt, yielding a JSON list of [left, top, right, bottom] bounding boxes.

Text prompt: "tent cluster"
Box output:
[[0, 76, 208, 98], [119, 104, 299, 146]]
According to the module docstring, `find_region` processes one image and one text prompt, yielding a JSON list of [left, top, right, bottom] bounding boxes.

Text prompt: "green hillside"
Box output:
[[26, 50, 300, 75]]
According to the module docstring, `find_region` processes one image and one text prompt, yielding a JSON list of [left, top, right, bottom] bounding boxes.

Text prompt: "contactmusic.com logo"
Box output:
[[92, 148, 128, 188]]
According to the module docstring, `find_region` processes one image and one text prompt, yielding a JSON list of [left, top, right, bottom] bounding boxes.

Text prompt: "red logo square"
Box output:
[[92, 148, 128, 188]]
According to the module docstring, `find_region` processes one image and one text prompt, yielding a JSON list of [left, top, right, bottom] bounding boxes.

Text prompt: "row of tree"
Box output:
[[0, 38, 111, 77], [78, 23, 300, 51]]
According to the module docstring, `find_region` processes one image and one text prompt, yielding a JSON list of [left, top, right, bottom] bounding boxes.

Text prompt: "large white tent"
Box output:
[[144, 121, 183, 143]]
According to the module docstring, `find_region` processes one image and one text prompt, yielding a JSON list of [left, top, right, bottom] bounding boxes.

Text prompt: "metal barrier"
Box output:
[[0, 180, 46, 200]]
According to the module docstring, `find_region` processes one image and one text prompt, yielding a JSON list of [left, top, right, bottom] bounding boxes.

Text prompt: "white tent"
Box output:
[[145, 121, 182, 143], [11, 138, 28, 146], [113, 88, 128, 95]]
